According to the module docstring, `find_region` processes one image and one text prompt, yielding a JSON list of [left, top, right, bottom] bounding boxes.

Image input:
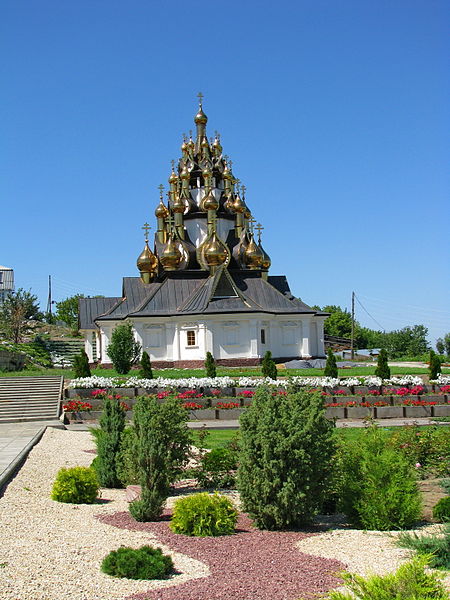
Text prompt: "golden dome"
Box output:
[[202, 166, 212, 178], [203, 232, 229, 267], [222, 164, 231, 180], [181, 140, 188, 152], [260, 245, 271, 270], [172, 193, 185, 214], [160, 234, 182, 271], [180, 165, 190, 180], [243, 205, 251, 219], [202, 190, 219, 211], [168, 169, 178, 184], [195, 106, 208, 125], [213, 137, 222, 153], [233, 193, 245, 214], [244, 234, 263, 270], [155, 199, 169, 218], [137, 241, 158, 273]]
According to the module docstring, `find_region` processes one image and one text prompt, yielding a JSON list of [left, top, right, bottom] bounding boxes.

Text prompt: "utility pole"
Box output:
[[350, 291, 355, 360], [46, 275, 52, 315]]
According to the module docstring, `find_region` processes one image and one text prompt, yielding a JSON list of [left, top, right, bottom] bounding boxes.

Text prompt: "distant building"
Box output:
[[0, 266, 14, 303]]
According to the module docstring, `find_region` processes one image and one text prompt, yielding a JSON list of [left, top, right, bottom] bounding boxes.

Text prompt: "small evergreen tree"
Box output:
[[205, 351, 216, 378], [374, 348, 390, 380], [436, 338, 445, 355], [139, 351, 153, 379], [261, 350, 277, 380], [95, 397, 126, 488], [129, 396, 191, 522], [237, 387, 335, 530], [107, 322, 141, 374], [324, 348, 338, 378], [429, 350, 442, 380], [73, 349, 91, 378]]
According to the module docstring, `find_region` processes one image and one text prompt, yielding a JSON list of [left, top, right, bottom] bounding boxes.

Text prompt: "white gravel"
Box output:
[[0, 428, 448, 599]]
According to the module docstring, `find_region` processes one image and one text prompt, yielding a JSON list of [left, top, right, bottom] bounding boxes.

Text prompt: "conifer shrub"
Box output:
[[433, 497, 450, 522], [429, 350, 442, 379], [397, 524, 450, 570], [318, 556, 448, 600], [338, 425, 422, 530], [51, 466, 99, 504], [129, 396, 191, 522], [205, 351, 216, 378], [101, 545, 173, 580], [374, 348, 390, 380], [73, 349, 91, 378], [107, 322, 141, 374], [196, 447, 238, 489], [237, 387, 335, 530], [261, 350, 277, 380], [170, 492, 237, 536], [95, 397, 126, 488], [139, 351, 153, 379], [324, 348, 338, 378], [116, 427, 139, 486]]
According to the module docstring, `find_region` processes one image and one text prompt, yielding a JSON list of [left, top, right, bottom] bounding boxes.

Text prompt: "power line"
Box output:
[[357, 293, 449, 314], [354, 293, 386, 331]]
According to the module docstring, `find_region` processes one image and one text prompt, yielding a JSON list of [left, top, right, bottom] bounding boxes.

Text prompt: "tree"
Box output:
[[237, 387, 335, 529], [436, 338, 445, 355], [95, 397, 126, 488], [429, 350, 441, 380], [139, 351, 153, 379], [261, 350, 277, 380], [0, 288, 41, 343], [322, 306, 353, 338], [444, 333, 450, 356], [324, 348, 338, 378], [374, 348, 390, 380], [73, 349, 91, 378], [55, 294, 85, 334], [205, 351, 216, 378], [381, 325, 429, 358], [107, 322, 141, 374]]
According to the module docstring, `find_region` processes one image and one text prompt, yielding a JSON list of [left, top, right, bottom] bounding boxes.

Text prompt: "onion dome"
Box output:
[[222, 163, 232, 180], [213, 135, 222, 154], [168, 168, 178, 185], [233, 193, 246, 214], [203, 232, 229, 267], [259, 245, 271, 270], [180, 165, 190, 180], [188, 134, 195, 152], [137, 241, 158, 274], [202, 190, 219, 211], [172, 193, 185, 213], [195, 106, 208, 125], [202, 166, 212, 178], [243, 205, 251, 220], [155, 198, 169, 218], [181, 139, 188, 153], [244, 234, 263, 270], [160, 233, 182, 271], [201, 137, 209, 150]]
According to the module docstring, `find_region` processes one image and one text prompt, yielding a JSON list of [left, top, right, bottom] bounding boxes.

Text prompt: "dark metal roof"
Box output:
[[79, 297, 121, 329]]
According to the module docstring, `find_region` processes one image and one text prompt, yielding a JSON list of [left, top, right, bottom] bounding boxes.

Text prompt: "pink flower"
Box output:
[[415, 462, 421, 468]]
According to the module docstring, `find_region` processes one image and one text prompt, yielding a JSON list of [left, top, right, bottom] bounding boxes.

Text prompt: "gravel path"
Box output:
[[0, 429, 448, 599]]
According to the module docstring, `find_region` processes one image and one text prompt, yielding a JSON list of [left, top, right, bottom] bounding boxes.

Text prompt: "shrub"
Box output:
[[139, 351, 153, 379], [440, 478, 450, 494], [116, 427, 139, 486], [129, 396, 191, 522], [261, 350, 277, 380], [101, 545, 173, 580], [429, 350, 442, 380], [95, 397, 126, 488], [389, 426, 450, 478], [324, 348, 338, 378], [170, 492, 237, 536], [237, 387, 335, 530], [51, 466, 99, 504], [107, 322, 141, 375], [204, 351, 216, 378], [73, 349, 91, 378], [338, 425, 422, 530], [318, 556, 448, 600], [374, 348, 390, 380], [397, 524, 450, 570], [433, 497, 450, 522], [196, 447, 238, 489]]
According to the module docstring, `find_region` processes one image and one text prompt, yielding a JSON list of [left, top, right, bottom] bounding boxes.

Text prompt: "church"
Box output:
[[79, 98, 328, 367]]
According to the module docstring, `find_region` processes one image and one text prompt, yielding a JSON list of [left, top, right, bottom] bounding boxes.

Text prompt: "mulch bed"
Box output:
[[97, 511, 344, 600]]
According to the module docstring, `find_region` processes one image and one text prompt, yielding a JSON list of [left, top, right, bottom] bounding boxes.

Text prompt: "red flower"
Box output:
[[216, 402, 240, 410]]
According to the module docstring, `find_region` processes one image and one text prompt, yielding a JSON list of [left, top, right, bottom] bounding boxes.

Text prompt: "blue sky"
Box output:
[[1, 0, 449, 345]]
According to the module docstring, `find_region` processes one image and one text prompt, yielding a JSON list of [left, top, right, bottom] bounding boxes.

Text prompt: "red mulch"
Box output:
[[97, 511, 345, 600]]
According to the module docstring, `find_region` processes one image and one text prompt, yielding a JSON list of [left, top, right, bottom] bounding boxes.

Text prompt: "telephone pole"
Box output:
[[350, 291, 355, 360], [46, 275, 52, 315]]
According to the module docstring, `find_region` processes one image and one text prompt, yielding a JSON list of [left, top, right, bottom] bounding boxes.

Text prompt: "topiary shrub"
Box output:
[[338, 425, 422, 530], [107, 322, 141, 375], [73, 349, 91, 378], [237, 387, 335, 530], [429, 350, 442, 380], [51, 466, 99, 504], [205, 351, 216, 378], [261, 350, 277, 380], [374, 348, 390, 380], [101, 545, 173, 580], [95, 397, 126, 488], [170, 492, 237, 536], [397, 524, 450, 570], [433, 496, 450, 522], [324, 348, 338, 378], [139, 351, 153, 379], [196, 447, 238, 489]]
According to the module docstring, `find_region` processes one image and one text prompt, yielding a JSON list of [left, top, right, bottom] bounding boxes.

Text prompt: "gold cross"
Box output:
[[189, 130, 193, 139], [166, 212, 174, 231], [142, 222, 151, 242], [248, 216, 256, 234], [158, 184, 164, 199], [197, 91, 204, 105], [171, 159, 175, 171], [241, 184, 246, 198], [255, 222, 264, 243]]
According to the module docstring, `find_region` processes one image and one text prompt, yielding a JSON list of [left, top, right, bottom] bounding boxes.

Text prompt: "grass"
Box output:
[[1, 365, 449, 379]]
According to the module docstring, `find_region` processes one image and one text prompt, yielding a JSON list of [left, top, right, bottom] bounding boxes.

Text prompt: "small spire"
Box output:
[[142, 222, 151, 242]]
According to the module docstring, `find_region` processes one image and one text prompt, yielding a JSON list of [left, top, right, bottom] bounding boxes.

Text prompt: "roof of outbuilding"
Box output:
[[78, 296, 122, 330]]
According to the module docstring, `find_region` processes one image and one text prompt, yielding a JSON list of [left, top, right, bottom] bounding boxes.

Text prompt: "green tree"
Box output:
[[139, 351, 153, 379], [444, 333, 450, 356], [237, 387, 335, 530], [381, 325, 429, 358], [0, 288, 41, 343], [374, 348, 390, 380], [322, 305, 353, 338], [324, 348, 338, 378], [95, 397, 126, 488], [429, 350, 441, 380], [73, 349, 91, 378], [205, 351, 216, 378], [107, 322, 141, 374], [55, 294, 85, 334], [436, 338, 445, 355], [261, 350, 277, 380]]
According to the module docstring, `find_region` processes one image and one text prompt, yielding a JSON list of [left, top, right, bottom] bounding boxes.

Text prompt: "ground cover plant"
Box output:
[[51, 466, 99, 504], [170, 492, 238, 536], [397, 524, 450, 570], [101, 545, 173, 580]]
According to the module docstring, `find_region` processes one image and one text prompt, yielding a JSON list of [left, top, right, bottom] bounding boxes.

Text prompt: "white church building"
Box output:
[[79, 100, 328, 367]]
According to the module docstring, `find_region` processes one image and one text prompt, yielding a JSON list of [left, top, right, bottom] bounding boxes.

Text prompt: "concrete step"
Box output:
[[0, 376, 63, 422]]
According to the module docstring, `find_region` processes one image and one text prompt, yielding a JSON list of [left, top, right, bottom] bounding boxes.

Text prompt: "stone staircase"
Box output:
[[0, 377, 63, 423]]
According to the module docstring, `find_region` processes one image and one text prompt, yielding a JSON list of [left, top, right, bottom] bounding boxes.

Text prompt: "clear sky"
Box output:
[[1, 0, 449, 346]]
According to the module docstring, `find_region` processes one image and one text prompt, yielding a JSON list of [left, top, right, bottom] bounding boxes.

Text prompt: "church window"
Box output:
[[260, 329, 266, 344], [187, 330, 196, 346]]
